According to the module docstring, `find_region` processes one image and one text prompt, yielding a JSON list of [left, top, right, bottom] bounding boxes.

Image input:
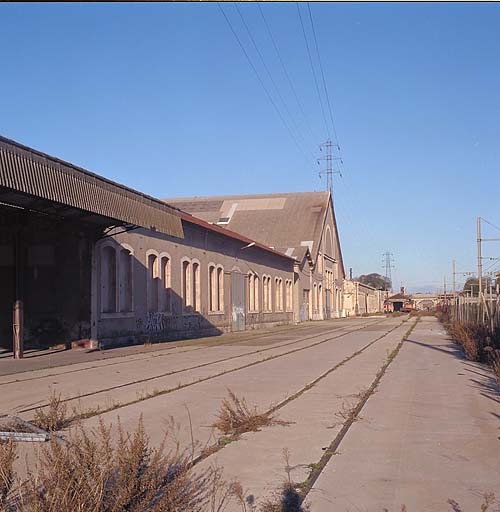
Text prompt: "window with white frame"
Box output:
[[248, 272, 255, 312], [248, 272, 259, 312], [182, 259, 192, 309], [275, 277, 283, 312], [160, 255, 171, 313], [209, 264, 224, 312], [147, 252, 160, 313], [192, 261, 201, 312], [217, 266, 224, 311], [263, 275, 272, 312], [285, 279, 293, 312]]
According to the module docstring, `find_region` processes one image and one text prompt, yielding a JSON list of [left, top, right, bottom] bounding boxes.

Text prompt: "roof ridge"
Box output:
[[164, 190, 329, 202]]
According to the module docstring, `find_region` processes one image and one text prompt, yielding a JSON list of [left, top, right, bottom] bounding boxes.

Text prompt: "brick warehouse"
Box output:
[[0, 136, 344, 357]]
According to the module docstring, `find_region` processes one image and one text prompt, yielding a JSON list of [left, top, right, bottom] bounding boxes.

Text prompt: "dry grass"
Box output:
[[31, 391, 70, 432], [334, 400, 357, 423], [440, 313, 500, 387], [0, 417, 248, 512], [0, 438, 17, 510], [491, 350, 500, 386], [447, 492, 496, 511], [258, 483, 309, 512], [212, 389, 288, 437]]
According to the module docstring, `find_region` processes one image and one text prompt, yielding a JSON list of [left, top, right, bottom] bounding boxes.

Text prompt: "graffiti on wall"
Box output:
[[136, 313, 203, 335]]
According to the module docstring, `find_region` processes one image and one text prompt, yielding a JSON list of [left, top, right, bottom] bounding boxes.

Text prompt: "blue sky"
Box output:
[[1, 3, 499, 293]]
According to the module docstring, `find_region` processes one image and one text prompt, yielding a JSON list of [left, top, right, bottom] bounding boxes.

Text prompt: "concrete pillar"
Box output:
[[13, 228, 24, 359]]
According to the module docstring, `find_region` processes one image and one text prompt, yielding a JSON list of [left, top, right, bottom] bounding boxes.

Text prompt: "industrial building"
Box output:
[[167, 191, 345, 321], [342, 280, 387, 316], [0, 136, 345, 357]]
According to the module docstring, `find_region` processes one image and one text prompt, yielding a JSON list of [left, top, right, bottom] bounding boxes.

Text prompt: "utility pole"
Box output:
[[382, 251, 395, 292], [452, 259, 456, 294], [318, 140, 341, 194], [477, 216, 483, 297]]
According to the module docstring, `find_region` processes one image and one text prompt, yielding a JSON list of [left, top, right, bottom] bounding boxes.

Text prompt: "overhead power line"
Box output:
[[296, 2, 330, 139], [218, 2, 312, 166], [481, 217, 500, 232], [257, 4, 319, 147], [234, 3, 316, 162], [307, 2, 340, 146]]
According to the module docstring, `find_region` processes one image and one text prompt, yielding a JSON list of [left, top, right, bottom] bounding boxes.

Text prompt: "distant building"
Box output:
[[387, 293, 413, 312], [343, 280, 387, 316]]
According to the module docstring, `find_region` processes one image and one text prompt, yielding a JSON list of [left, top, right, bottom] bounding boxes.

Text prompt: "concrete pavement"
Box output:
[[306, 316, 500, 511]]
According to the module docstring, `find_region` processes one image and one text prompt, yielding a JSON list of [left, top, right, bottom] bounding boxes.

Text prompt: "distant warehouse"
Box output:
[[0, 136, 345, 357]]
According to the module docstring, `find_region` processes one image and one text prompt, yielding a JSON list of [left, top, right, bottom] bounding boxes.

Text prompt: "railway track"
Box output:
[[19, 317, 402, 420]]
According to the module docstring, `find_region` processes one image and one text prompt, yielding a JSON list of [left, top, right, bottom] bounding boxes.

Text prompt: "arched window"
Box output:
[[209, 264, 224, 312], [248, 272, 260, 312], [248, 273, 255, 312], [275, 277, 284, 312], [217, 266, 224, 311], [119, 247, 133, 313], [263, 275, 272, 312], [192, 261, 201, 312], [160, 255, 171, 313], [263, 276, 268, 311], [147, 253, 160, 313], [285, 280, 293, 312], [182, 259, 192, 309], [254, 275, 260, 311], [101, 245, 117, 313]]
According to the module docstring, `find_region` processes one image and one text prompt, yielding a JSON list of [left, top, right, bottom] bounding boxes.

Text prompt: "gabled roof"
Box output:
[[165, 191, 331, 261], [178, 211, 295, 262]]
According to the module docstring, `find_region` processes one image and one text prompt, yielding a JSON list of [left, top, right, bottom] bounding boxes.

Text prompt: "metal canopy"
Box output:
[[0, 136, 184, 238]]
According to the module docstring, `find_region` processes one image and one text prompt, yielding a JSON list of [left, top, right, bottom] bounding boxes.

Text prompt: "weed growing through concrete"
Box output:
[[212, 389, 289, 437], [492, 352, 500, 386], [32, 390, 71, 432], [0, 438, 16, 509], [0, 417, 250, 512], [258, 450, 310, 512], [447, 492, 497, 512], [333, 400, 360, 424]]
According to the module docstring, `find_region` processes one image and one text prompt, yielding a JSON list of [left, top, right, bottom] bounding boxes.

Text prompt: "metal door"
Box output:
[[231, 272, 246, 332], [300, 289, 310, 322], [325, 290, 331, 319]]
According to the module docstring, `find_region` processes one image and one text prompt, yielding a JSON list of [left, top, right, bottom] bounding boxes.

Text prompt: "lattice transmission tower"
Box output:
[[382, 251, 395, 291]]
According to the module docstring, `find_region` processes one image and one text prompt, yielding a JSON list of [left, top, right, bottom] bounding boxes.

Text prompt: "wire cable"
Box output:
[[234, 3, 316, 162], [296, 2, 330, 139], [218, 2, 312, 166], [257, 4, 319, 147], [307, 2, 340, 145], [481, 217, 500, 233]]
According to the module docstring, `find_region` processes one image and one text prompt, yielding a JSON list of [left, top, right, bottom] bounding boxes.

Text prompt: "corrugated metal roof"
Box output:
[[0, 136, 183, 238]]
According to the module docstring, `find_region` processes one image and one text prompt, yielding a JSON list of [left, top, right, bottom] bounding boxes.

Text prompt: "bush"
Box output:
[[32, 391, 70, 432], [212, 390, 288, 437], [0, 418, 238, 512]]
